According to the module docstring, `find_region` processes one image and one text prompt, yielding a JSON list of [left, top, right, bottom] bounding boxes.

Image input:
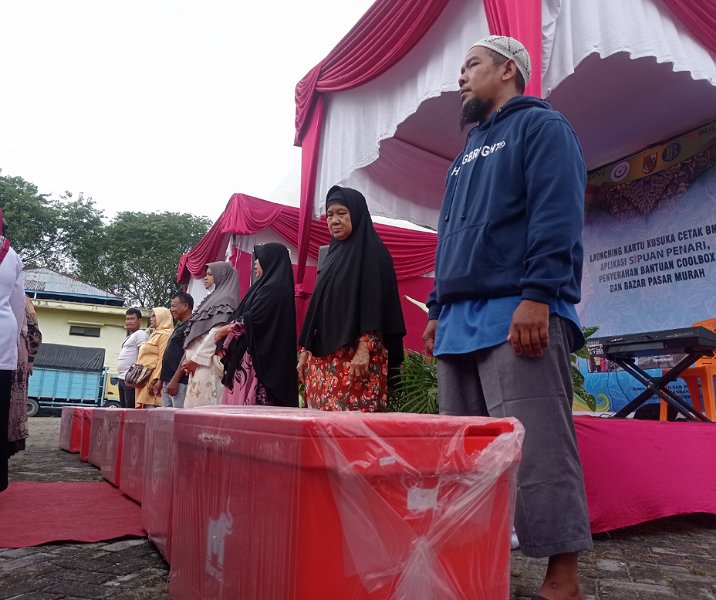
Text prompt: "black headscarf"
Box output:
[[298, 186, 406, 370], [221, 243, 298, 407], [184, 261, 240, 348]]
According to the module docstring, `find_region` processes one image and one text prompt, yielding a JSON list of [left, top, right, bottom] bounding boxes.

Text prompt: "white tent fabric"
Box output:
[[314, 0, 487, 226], [312, 0, 716, 228]]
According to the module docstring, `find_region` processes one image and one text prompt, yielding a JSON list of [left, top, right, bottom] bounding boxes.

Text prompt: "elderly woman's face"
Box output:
[[327, 203, 352, 241], [204, 267, 215, 289], [253, 259, 263, 280]]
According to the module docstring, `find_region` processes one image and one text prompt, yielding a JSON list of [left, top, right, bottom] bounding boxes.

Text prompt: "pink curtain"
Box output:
[[294, 0, 451, 144], [661, 0, 716, 53], [483, 0, 542, 98], [177, 194, 437, 283], [176, 219, 231, 282], [293, 0, 451, 318]]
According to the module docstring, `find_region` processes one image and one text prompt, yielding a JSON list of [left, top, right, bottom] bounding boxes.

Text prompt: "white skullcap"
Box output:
[[470, 35, 531, 85]]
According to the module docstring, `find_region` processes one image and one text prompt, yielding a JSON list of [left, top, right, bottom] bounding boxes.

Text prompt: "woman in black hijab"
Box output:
[[217, 243, 298, 407], [297, 186, 405, 412]]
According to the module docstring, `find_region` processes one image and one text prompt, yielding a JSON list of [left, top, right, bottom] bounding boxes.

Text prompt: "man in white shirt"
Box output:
[[116, 307, 148, 408]]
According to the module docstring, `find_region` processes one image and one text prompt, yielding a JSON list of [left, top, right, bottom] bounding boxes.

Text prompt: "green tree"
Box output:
[[0, 171, 104, 270], [54, 192, 105, 272], [76, 211, 211, 308], [0, 171, 58, 267], [2, 169, 211, 307]]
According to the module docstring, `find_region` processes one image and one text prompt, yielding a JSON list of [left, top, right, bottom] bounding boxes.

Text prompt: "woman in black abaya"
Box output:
[[297, 186, 405, 412], [217, 243, 298, 407]]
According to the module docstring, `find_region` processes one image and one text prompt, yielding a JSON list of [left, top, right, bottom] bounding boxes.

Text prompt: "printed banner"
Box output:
[[586, 120, 716, 199], [573, 358, 693, 415], [578, 152, 716, 336]]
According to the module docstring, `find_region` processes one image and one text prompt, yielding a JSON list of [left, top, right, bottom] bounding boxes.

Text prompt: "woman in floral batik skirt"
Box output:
[[297, 186, 405, 412]]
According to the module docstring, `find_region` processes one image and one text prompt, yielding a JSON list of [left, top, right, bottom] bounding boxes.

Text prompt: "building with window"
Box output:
[[23, 268, 146, 372]]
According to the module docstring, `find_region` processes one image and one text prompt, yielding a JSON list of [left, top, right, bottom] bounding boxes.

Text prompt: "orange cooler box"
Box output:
[[119, 409, 149, 503], [59, 407, 82, 453], [141, 408, 177, 562], [168, 408, 522, 600]]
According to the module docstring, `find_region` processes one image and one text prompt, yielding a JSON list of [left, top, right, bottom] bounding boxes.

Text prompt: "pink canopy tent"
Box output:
[[292, 0, 716, 317], [177, 193, 437, 351], [284, 0, 716, 533]]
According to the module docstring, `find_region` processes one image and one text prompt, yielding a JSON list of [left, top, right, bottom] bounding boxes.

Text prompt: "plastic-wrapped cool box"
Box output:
[[168, 407, 523, 599]]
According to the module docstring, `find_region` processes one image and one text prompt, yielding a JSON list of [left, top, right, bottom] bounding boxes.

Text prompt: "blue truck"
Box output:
[[27, 343, 121, 416]]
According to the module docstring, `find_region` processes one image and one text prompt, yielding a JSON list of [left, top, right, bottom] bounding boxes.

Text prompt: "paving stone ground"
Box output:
[[2, 416, 715, 599]]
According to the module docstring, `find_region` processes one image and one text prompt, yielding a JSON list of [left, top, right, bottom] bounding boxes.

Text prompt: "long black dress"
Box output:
[[221, 243, 298, 407], [298, 186, 406, 411]]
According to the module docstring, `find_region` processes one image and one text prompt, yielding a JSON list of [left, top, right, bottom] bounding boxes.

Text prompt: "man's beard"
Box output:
[[460, 97, 492, 130]]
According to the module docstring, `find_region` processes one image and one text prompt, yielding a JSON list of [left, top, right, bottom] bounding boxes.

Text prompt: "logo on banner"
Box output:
[[642, 152, 658, 175], [206, 511, 234, 582], [662, 143, 681, 162], [610, 161, 630, 182]]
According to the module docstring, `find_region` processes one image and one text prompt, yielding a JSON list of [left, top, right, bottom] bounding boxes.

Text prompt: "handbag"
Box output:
[[124, 362, 154, 387]]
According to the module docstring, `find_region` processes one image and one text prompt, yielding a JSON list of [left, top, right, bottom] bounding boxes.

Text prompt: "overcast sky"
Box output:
[[0, 1, 374, 222]]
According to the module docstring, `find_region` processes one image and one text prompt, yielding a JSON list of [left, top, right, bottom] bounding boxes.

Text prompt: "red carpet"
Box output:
[[0, 481, 145, 548]]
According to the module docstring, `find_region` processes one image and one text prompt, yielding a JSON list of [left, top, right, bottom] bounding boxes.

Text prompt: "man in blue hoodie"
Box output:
[[423, 36, 592, 600]]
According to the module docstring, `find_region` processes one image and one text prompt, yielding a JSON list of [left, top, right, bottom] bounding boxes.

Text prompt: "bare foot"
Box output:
[[537, 552, 585, 600]]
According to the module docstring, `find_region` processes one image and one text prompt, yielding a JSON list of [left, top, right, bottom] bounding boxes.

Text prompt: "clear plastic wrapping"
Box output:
[[59, 406, 82, 453], [100, 408, 126, 486], [119, 409, 149, 503], [167, 407, 523, 599], [88, 408, 110, 468], [79, 407, 93, 462], [141, 407, 177, 561]]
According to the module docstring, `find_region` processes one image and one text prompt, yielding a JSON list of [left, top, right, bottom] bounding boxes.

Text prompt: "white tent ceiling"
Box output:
[[311, 0, 716, 228]]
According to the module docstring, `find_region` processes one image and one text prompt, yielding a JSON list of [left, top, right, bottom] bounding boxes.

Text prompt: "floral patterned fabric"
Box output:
[[222, 351, 269, 406], [9, 300, 41, 455], [184, 327, 225, 409], [304, 333, 388, 412]]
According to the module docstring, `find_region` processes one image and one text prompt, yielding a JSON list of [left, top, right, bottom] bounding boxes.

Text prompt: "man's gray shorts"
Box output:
[[437, 315, 593, 558]]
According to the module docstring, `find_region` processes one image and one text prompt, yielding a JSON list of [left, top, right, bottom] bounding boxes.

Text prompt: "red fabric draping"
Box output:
[[294, 0, 451, 145], [177, 194, 437, 284], [574, 416, 716, 533], [176, 218, 231, 284], [293, 0, 450, 319], [296, 96, 324, 320], [484, 0, 542, 98], [661, 0, 716, 54], [178, 194, 302, 282]]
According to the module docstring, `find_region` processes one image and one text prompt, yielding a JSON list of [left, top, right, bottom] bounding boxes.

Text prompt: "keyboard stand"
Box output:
[[611, 350, 712, 422]]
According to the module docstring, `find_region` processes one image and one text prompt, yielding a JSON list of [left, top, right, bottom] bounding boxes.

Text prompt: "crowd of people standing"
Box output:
[[2, 34, 592, 599], [119, 185, 406, 414]]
